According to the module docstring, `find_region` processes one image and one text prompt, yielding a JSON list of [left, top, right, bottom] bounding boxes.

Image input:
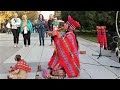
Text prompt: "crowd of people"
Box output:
[[7, 12, 81, 79], [3, 12, 63, 47]]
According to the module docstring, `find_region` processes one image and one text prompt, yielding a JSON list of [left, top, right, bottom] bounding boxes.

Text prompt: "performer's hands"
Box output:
[[47, 31, 57, 36]]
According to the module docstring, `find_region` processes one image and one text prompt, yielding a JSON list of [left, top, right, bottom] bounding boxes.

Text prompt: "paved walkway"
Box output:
[[0, 33, 120, 79]]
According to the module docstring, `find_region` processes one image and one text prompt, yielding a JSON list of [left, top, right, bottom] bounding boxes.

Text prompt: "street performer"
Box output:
[[46, 15, 81, 79], [7, 54, 31, 79]]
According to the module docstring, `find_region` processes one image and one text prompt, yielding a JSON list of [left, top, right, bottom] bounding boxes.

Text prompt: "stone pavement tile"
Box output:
[[4, 39, 36, 63], [40, 57, 51, 62], [81, 64, 117, 79], [0, 63, 15, 74], [109, 52, 119, 62], [78, 37, 119, 63], [91, 56, 120, 67], [79, 44, 100, 56], [27, 72, 36, 79], [79, 54, 100, 65], [104, 66, 120, 77], [24, 46, 43, 63], [0, 46, 21, 64], [3, 46, 34, 63], [116, 77, 120, 79], [0, 74, 8, 79], [41, 46, 54, 57], [24, 46, 54, 63]]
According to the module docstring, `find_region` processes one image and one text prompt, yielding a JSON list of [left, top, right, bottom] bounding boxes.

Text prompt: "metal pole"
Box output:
[[116, 11, 120, 38]]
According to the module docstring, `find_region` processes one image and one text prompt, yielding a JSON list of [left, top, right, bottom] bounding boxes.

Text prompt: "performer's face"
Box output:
[[61, 23, 68, 30]]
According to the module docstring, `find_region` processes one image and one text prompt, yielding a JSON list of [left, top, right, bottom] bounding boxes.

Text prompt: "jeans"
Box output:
[[38, 28, 45, 45]]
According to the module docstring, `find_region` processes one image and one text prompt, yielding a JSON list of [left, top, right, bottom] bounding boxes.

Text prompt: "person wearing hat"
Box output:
[[7, 54, 31, 79], [47, 15, 80, 78]]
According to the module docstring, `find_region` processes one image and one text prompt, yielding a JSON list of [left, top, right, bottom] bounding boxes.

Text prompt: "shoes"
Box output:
[[28, 45, 30, 47], [16, 44, 19, 47], [14, 44, 16, 48]]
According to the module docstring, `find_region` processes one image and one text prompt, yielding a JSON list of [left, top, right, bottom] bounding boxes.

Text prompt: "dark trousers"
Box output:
[[11, 29, 20, 44], [23, 31, 31, 46], [51, 36, 54, 43]]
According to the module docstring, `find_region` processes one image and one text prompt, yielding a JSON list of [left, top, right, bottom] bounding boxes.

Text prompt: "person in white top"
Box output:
[[6, 21, 11, 34], [11, 13, 21, 48]]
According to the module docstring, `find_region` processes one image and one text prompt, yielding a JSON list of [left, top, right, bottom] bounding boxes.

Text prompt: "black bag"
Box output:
[[39, 24, 44, 29]]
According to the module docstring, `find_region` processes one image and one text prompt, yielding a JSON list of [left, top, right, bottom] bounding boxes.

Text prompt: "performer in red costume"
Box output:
[[8, 55, 31, 79], [47, 15, 80, 78], [96, 26, 108, 49]]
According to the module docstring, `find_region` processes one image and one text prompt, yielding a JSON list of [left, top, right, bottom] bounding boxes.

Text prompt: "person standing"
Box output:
[[48, 14, 54, 46], [20, 15, 33, 47], [52, 17, 59, 31], [45, 19, 49, 37], [11, 13, 21, 48], [6, 21, 11, 34], [37, 14, 46, 46]]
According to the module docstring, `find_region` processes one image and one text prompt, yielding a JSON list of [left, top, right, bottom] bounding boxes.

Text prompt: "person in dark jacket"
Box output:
[[48, 14, 54, 46], [37, 14, 46, 46]]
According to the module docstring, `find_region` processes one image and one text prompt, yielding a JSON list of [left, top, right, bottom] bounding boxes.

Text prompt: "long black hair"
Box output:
[[15, 54, 21, 61], [38, 14, 44, 21]]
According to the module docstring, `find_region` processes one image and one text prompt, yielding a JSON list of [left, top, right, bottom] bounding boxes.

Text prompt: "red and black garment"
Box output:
[[9, 60, 31, 73], [49, 15, 80, 78], [96, 26, 108, 48]]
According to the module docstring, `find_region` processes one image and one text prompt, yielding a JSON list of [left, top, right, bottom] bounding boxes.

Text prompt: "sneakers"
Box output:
[[14, 44, 20, 48], [23, 45, 30, 48], [16, 44, 19, 47], [28, 45, 30, 47], [14, 44, 16, 48]]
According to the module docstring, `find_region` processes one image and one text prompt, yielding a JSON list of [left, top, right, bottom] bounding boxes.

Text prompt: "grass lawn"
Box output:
[[75, 30, 98, 43]]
